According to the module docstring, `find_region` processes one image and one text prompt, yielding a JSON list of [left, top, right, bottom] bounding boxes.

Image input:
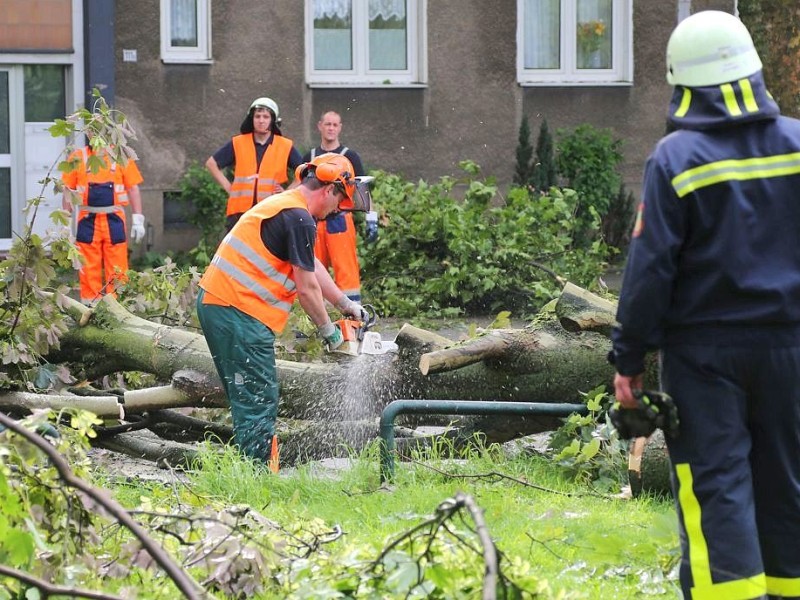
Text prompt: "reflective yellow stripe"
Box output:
[[692, 574, 766, 600], [738, 78, 759, 113], [767, 575, 800, 597], [720, 83, 743, 117], [671, 152, 800, 198], [677, 463, 768, 600], [675, 87, 692, 118], [676, 464, 712, 586]]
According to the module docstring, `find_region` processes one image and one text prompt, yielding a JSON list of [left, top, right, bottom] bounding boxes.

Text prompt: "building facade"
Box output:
[[0, 0, 737, 255]]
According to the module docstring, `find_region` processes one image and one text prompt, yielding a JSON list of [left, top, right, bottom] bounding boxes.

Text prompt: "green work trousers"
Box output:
[[196, 289, 279, 463]]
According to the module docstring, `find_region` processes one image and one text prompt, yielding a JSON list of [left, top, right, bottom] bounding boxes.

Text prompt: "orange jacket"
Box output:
[[62, 147, 143, 208], [200, 190, 308, 333], [227, 134, 292, 216]]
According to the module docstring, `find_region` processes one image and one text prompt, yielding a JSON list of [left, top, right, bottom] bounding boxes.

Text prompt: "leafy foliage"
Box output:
[[602, 183, 636, 251], [548, 385, 628, 490], [556, 124, 623, 247], [0, 90, 131, 387], [739, 0, 800, 118], [0, 410, 100, 577], [117, 258, 202, 327], [170, 161, 229, 267], [359, 161, 610, 318]]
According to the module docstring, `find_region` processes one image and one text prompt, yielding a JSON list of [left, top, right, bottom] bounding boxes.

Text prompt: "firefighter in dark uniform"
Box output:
[[610, 11, 800, 600]]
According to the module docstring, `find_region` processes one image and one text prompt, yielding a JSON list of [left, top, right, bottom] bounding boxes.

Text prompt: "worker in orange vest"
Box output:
[[303, 110, 374, 301], [206, 97, 304, 232], [196, 153, 373, 463], [62, 145, 145, 305]]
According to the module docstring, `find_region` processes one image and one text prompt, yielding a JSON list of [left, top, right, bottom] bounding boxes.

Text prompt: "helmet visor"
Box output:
[[338, 176, 373, 212]]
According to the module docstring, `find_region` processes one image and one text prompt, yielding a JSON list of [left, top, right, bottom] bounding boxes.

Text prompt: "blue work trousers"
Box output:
[[661, 342, 800, 600]]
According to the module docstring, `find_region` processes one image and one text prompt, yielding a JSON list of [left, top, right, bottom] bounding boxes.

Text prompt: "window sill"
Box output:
[[518, 80, 633, 87], [307, 81, 428, 89], [161, 58, 214, 65]]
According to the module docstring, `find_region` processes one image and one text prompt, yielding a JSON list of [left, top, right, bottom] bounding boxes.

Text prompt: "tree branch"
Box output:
[[0, 564, 123, 600], [0, 411, 209, 600]]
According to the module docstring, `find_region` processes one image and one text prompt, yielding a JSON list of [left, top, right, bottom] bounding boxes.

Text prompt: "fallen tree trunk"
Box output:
[[4, 284, 675, 475]]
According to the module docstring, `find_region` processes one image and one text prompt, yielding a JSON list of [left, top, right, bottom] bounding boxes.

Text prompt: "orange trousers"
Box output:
[[315, 212, 361, 300], [76, 212, 129, 303]]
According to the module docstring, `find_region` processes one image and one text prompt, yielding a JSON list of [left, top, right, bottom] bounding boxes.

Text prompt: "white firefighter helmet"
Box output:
[[249, 97, 280, 121], [666, 11, 762, 87]]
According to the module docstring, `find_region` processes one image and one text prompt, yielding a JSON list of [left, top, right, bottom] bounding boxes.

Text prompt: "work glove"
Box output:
[[335, 295, 369, 323], [365, 211, 379, 243], [318, 322, 344, 351], [609, 390, 680, 440], [130, 213, 146, 244]]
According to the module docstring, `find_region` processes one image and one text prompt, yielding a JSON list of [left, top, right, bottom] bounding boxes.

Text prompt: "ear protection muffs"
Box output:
[[314, 161, 352, 185], [294, 159, 353, 188]]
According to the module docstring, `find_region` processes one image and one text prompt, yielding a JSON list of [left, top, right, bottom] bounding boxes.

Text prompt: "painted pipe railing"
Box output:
[[379, 400, 589, 483]]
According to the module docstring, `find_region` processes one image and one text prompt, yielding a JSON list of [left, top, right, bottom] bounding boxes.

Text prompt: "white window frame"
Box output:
[[516, 0, 633, 87], [160, 0, 212, 64], [305, 0, 427, 88]]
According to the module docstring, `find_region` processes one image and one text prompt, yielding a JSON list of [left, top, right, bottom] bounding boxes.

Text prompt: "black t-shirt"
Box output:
[[302, 145, 365, 176], [260, 208, 317, 272]]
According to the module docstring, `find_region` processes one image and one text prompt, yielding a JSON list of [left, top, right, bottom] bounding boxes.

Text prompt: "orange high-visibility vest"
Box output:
[[66, 147, 141, 208], [227, 134, 292, 217], [200, 190, 308, 333]]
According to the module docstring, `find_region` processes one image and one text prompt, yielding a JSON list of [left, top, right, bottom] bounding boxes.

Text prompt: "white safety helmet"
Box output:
[[249, 97, 280, 121], [666, 11, 762, 87]]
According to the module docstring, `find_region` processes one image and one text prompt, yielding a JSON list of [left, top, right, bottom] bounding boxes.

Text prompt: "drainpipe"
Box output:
[[677, 0, 691, 23], [379, 400, 589, 483]]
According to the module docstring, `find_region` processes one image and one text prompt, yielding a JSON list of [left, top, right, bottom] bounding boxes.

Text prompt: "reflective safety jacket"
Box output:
[[65, 147, 140, 208], [613, 71, 800, 375], [200, 190, 308, 333], [63, 147, 143, 245], [227, 133, 292, 217]]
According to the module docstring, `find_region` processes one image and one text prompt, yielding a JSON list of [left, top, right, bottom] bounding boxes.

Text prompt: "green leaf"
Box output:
[[4, 529, 35, 567]]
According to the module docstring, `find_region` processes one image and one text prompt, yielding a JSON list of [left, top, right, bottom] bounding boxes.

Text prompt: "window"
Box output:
[[517, 0, 632, 86], [305, 0, 427, 87], [160, 0, 212, 63]]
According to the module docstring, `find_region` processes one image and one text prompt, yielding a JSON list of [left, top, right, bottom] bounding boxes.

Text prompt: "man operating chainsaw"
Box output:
[[610, 11, 800, 600], [196, 153, 372, 464]]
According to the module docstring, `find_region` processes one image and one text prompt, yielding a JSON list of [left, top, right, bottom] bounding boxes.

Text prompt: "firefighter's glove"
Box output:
[[609, 390, 680, 440], [335, 295, 368, 323], [318, 322, 343, 352], [130, 213, 146, 244]]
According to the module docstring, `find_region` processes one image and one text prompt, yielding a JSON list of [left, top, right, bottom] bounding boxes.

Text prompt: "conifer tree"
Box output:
[[513, 114, 533, 186], [531, 118, 557, 192]]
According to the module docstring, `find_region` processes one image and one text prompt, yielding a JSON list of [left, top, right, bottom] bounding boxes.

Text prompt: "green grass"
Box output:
[[139, 438, 682, 599]]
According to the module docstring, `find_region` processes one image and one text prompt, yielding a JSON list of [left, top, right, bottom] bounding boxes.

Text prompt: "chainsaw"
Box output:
[[333, 304, 399, 356]]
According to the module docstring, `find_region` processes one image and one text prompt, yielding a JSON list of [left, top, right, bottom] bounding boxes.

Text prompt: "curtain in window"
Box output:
[[523, 0, 560, 69], [171, 0, 198, 47], [369, 0, 407, 70], [314, 0, 404, 20], [576, 0, 612, 69], [314, 0, 353, 70]]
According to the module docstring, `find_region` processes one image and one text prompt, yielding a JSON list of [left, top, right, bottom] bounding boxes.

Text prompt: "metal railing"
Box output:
[[379, 399, 589, 483]]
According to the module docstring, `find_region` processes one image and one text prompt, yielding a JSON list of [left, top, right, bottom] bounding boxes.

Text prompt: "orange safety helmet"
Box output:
[[295, 152, 372, 212]]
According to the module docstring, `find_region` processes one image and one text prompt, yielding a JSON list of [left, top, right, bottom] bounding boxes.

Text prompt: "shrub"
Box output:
[[556, 124, 623, 246], [602, 183, 637, 252], [172, 161, 228, 266], [358, 161, 610, 318]]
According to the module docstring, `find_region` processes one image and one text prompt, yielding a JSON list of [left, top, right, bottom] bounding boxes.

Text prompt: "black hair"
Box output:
[[239, 107, 282, 136]]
